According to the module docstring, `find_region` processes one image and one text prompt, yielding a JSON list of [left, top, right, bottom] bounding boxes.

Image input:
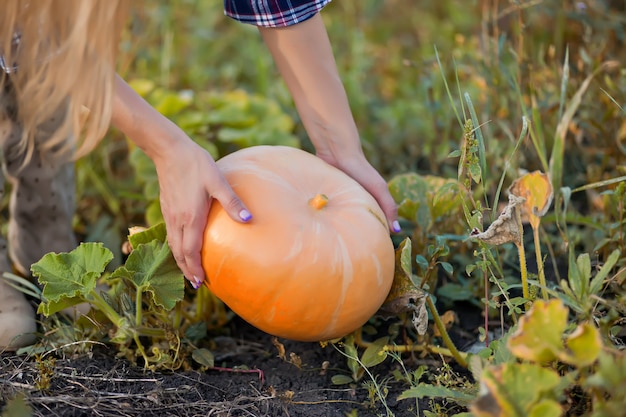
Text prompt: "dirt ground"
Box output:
[[0, 315, 475, 417]]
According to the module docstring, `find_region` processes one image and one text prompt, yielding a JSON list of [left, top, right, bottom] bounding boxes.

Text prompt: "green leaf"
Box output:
[[1, 393, 33, 417], [589, 249, 620, 295], [331, 374, 355, 385], [528, 399, 563, 417], [32, 243, 114, 316], [110, 240, 184, 310], [343, 340, 361, 379], [576, 252, 592, 294], [415, 255, 428, 272], [398, 383, 474, 402], [440, 262, 454, 275], [388, 173, 428, 222], [192, 348, 215, 368], [399, 238, 412, 278], [361, 337, 389, 368], [128, 223, 168, 249]]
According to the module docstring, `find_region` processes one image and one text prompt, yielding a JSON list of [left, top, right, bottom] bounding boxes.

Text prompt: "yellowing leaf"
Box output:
[[128, 78, 156, 97], [508, 171, 553, 229], [378, 238, 428, 334], [528, 399, 563, 417], [471, 363, 562, 417], [507, 299, 568, 363], [561, 322, 602, 367]]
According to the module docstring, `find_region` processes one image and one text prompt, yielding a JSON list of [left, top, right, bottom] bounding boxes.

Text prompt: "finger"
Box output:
[[181, 206, 210, 288], [366, 178, 400, 233], [211, 179, 253, 223], [162, 205, 199, 288]]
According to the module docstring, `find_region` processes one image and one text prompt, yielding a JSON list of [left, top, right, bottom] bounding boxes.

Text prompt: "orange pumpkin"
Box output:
[[201, 146, 395, 342]]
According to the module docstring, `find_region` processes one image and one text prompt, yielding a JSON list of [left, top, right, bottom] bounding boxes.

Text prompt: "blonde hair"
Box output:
[[0, 1, 129, 164]]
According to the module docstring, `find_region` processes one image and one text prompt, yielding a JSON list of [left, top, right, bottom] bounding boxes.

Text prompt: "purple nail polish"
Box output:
[[392, 220, 401, 233], [239, 209, 252, 222], [193, 275, 203, 288]]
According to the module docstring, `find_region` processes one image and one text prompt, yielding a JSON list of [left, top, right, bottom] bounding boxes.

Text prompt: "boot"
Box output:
[[0, 235, 37, 350]]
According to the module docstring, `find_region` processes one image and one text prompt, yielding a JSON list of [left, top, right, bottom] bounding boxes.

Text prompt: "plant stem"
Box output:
[[425, 296, 468, 368], [196, 285, 207, 319], [516, 241, 529, 301], [532, 225, 548, 299], [514, 205, 530, 301], [135, 286, 143, 328], [90, 290, 124, 326]]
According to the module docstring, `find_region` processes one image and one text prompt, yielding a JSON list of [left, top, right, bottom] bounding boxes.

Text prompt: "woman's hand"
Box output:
[[111, 75, 251, 287], [317, 150, 400, 233], [152, 139, 251, 287]]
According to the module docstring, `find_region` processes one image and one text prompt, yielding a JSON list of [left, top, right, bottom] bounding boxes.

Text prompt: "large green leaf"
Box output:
[[110, 240, 184, 310], [32, 243, 114, 315]]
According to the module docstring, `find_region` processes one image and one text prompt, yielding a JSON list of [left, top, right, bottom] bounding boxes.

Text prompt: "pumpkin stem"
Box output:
[[309, 194, 329, 210]]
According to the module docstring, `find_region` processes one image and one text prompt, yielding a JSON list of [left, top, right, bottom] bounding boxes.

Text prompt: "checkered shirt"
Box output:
[[224, 0, 332, 28]]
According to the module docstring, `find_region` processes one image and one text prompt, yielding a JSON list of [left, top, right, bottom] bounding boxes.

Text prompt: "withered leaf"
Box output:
[[470, 194, 525, 246]]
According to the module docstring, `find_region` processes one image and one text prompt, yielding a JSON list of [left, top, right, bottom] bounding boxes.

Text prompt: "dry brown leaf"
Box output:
[[470, 194, 526, 246]]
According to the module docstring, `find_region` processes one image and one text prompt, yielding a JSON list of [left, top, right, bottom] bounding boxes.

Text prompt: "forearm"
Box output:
[[258, 14, 363, 158], [110, 74, 185, 161]]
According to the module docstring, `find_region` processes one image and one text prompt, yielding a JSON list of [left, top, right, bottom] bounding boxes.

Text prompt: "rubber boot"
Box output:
[[0, 257, 37, 350], [0, 163, 37, 350]]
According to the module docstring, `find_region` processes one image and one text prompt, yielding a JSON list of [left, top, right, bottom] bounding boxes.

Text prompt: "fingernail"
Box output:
[[193, 275, 203, 288], [239, 209, 252, 222], [392, 220, 401, 233], [191, 280, 200, 289]]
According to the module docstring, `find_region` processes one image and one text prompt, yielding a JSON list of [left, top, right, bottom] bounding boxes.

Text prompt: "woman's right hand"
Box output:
[[111, 75, 252, 288]]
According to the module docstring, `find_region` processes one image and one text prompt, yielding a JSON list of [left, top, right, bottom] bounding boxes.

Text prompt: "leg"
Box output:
[[0, 90, 37, 350], [2, 93, 77, 277]]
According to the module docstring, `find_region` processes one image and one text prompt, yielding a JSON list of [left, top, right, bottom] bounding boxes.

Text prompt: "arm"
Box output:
[[110, 75, 251, 287], [258, 14, 399, 232]]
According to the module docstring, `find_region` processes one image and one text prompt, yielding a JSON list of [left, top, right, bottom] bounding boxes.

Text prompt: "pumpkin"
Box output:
[[201, 146, 395, 342]]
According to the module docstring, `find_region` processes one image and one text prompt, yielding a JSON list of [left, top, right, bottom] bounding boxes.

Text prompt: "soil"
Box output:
[[0, 315, 477, 417]]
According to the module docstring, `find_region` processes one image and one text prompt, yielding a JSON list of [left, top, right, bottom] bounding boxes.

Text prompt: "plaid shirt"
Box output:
[[224, 0, 332, 28], [2, 2, 332, 74]]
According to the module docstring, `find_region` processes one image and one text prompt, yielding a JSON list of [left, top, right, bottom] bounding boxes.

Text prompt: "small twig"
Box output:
[[40, 341, 108, 359], [54, 371, 161, 384]]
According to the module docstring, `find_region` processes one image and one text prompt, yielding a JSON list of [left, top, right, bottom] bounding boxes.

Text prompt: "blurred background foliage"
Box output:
[[69, 0, 625, 269]]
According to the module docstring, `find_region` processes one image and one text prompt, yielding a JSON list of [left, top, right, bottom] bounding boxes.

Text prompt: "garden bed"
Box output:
[[0, 315, 478, 417]]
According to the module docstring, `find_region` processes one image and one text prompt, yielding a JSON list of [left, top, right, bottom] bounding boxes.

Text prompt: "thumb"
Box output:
[[212, 187, 253, 223]]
